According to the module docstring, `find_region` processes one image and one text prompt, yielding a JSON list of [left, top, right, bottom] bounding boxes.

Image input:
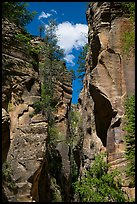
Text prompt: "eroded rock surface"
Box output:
[[2, 18, 73, 202], [2, 2, 135, 201], [2, 18, 45, 202], [77, 2, 135, 200], [2, 108, 10, 164]]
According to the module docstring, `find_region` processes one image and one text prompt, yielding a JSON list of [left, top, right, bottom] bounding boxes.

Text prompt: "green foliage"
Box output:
[[47, 126, 60, 143], [68, 109, 83, 192], [121, 2, 135, 54], [33, 84, 55, 120], [74, 153, 127, 202], [44, 19, 65, 61], [31, 46, 42, 55], [2, 2, 36, 28], [68, 109, 83, 148], [15, 33, 32, 53], [15, 33, 41, 56], [69, 110, 82, 130], [38, 25, 45, 38], [124, 95, 135, 184], [69, 68, 76, 81], [77, 44, 88, 88], [2, 161, 18, 193], [122, 2, 135, 21], [15, 33, 31, 44], [7, 101, 13, 112], [40, 18, 69, 85], [122, 31, 135, 54], [33, 19, 69, 116], [51, 177, 62, 202], [33, 19, 73, 146]]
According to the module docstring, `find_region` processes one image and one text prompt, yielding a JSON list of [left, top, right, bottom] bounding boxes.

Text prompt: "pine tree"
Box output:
[[74, 153, 127, 202], [34, 19, 69, 117], [2, 2, 36, 28], [39, 25, 45, 38], [77, 43, 88, 87]]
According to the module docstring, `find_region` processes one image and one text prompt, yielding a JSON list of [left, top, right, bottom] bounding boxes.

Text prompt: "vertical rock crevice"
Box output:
[[2, 2, 135, 201], [2, 18, 73, 202], [77, 2, 135, 200]]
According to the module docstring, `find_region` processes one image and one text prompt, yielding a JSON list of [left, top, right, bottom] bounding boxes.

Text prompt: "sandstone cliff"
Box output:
[[2, 2, 135, 202], [77, 2, 135, 200], [2, 19, 72, 202]]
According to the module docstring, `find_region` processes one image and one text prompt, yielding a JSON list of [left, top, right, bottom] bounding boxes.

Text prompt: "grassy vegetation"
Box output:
[[123, 95, 135, 186], [122, 30, 135, 54], [121, 2, 135, 54]]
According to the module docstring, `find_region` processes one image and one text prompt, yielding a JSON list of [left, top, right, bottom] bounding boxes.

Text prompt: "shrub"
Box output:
[[121, 2, 135, 54], [74, 153, 127, 202], [2, 161, 18, 194], [69, 110, 82, 130], [15, 33, 31, 44], [124, 95, 135, 184], [122, 2, 135, 21], [122, 31, 135, 54]]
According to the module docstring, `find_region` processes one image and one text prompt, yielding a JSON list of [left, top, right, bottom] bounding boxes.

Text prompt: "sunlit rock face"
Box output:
[[2, 18, 73, 202], [2, 18, 43, 202], [30, 76, 73, 202], [77, 2, 135, 200]]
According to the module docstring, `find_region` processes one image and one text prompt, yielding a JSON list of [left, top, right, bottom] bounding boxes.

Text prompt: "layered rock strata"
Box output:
[[77, 2, 135, 200], [2, 19, 72, 202], [29, 75, 73, 202]]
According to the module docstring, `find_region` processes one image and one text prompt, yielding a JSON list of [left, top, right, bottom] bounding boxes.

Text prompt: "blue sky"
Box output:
[[26, 2, 88, 104]]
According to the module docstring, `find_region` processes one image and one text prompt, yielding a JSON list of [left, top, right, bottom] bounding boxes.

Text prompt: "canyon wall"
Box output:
[[77, 2, 135, 199], [2, 2, 135, 202], [2, 19, 72, 202]]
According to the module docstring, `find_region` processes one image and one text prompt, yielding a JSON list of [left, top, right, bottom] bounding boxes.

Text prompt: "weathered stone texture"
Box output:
[[78, 2, 135, 200], [2, 108, 10, 164], [2, 18, 72, 202], [2, 18, 46, 202]]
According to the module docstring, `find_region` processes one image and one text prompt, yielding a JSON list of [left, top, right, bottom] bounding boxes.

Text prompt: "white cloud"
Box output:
[[40, 20, 88, 66], [51, 9, 57, 14], [64, 54, 75, 66], [38, 11, 52, 20], [55, 21, 88, 65]]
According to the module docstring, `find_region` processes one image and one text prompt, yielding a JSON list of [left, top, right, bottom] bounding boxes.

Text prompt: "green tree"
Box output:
[[124, 95, 135, 184], [77, 43, 88, 87], [121, 2, 135, 54], [122, 2, 135, 21], [2, 2, 36, 28], [74, 153, 127, 202], [2, 161, 18, 194], [38, 25, 45, 38], [44, 19, 65, 62], [33, 19, 73, 145]]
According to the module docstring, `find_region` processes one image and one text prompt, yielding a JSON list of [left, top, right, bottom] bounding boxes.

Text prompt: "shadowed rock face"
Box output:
[[2, 18, 43, 202], [89, 84, 113, 147], [2, 108, 10, 164], [2, 2, 135, 201], [77, 2, 135, 200]]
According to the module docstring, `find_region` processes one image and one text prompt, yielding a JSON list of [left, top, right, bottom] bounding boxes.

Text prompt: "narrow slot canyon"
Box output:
[[2, 2, 135, 202]]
